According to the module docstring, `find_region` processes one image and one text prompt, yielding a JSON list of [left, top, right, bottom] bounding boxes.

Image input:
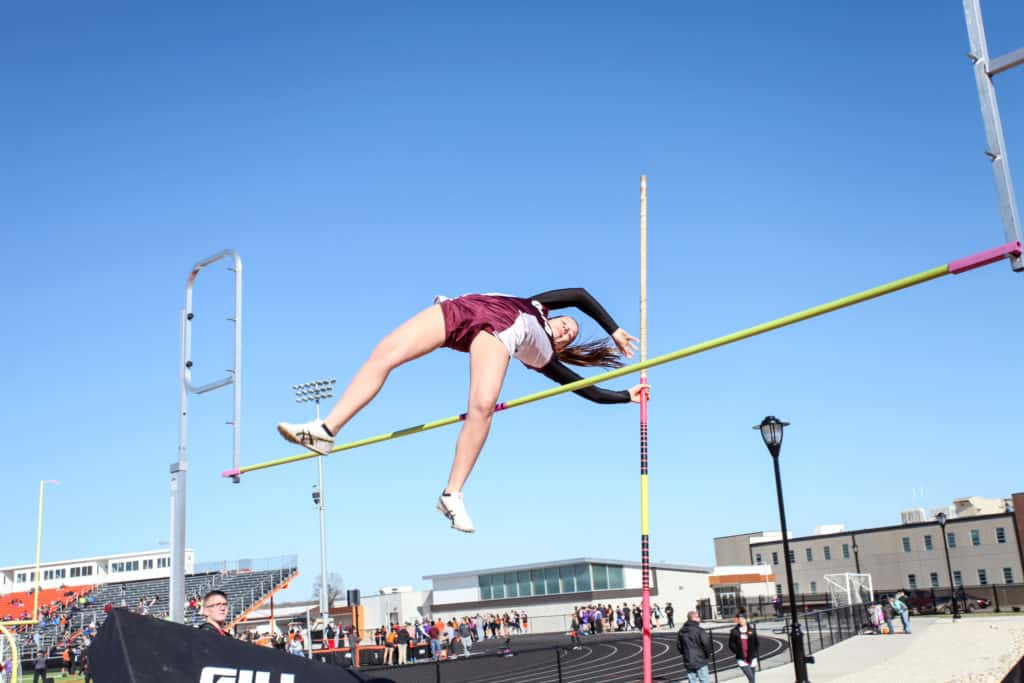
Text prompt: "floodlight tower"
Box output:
[[293, 378, 336, 623]]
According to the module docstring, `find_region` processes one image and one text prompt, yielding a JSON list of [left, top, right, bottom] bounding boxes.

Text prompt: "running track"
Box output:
[[363, 629, 788, 683]]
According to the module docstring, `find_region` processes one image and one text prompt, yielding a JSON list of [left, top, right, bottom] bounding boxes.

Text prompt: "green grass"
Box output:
[[16, 672, 86, 682]]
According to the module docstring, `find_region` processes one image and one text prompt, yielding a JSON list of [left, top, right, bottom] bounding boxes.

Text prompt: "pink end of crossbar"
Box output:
[[222, 468, 242, 478], [949, 241, 1023, 274]]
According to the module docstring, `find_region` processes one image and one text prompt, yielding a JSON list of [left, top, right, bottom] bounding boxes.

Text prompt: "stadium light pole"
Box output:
[[935, 512, 961, 620], [754, 416, 811, 683], [294, 378, 336, 624]]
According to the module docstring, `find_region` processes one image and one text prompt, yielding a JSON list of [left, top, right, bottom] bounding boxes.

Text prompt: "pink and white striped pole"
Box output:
[[639, 175, 653, 683]]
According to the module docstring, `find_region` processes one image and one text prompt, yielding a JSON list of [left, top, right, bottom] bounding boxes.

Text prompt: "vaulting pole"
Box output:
[[639, 175, 652, 683]]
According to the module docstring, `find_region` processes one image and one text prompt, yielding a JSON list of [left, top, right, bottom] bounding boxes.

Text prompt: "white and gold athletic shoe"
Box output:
[[437, 491, 476, 533], [277, 419, 335, 455]]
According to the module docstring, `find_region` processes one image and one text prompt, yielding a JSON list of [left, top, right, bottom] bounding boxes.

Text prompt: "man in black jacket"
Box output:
[[197, 590, 230, 636], [677, 611, 713, 683]]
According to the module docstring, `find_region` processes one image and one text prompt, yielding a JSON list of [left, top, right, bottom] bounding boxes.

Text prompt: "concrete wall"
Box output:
[[713, 533, 757, 566]]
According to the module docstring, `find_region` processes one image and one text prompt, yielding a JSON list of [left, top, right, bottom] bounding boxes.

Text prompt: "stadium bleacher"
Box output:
[[12, 563, 297, 656]]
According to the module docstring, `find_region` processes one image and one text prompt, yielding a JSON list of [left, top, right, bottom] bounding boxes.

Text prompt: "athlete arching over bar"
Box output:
[[277, 288, 648, 533]]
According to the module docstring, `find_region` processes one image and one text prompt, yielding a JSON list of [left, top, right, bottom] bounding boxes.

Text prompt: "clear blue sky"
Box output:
[[3, 1, 1022, 601]]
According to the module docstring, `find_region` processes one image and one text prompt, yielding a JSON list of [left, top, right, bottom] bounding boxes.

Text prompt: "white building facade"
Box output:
[[420, 557, 713, 634], [0, 549, 195, 595]]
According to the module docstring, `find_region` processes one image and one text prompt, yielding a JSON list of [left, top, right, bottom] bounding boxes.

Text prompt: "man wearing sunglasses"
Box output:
[[199, 590, 231, 636]]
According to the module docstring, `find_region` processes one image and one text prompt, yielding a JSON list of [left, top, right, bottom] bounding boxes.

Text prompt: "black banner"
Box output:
[[89, 609, 394, 683]]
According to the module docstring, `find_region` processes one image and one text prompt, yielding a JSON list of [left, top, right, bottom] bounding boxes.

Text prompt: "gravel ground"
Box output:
[[756, 616, 1024, 683]]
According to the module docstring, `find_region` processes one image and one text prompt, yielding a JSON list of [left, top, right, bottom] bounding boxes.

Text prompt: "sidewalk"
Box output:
[[754, 615, 1024, 683]]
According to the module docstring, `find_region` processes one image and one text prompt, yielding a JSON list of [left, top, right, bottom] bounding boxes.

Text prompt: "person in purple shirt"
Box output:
[[279, 288, 648, 533]]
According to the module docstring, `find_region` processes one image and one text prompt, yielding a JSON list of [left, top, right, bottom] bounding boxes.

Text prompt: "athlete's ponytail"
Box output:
[[557, 339, 624, 368]]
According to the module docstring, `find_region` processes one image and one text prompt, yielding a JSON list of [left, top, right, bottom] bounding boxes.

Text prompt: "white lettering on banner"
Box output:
[[198, 667, 295, 683]]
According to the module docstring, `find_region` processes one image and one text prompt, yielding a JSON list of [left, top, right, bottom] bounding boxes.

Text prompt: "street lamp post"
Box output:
[[294, 379, 336, 625], [851, 534, 861, 575], [755, 416, 811, 683], [935, 512, 961, 620]]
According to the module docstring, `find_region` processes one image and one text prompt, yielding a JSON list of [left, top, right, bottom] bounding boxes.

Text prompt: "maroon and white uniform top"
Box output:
[[434, 288, 631, 404]]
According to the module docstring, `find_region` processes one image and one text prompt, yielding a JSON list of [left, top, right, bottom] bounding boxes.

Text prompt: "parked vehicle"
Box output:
[[936, 595, 990, 613]]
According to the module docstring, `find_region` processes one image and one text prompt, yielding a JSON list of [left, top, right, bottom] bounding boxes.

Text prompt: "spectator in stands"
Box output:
[[396, 622, 411, 665], [198, 590, 231, 636], [384, 625, 397, 665], [458, 617, 473, 656], [428, 619, 441, 660], [325, 620, 337, 649], [288, 631, 305, 657]]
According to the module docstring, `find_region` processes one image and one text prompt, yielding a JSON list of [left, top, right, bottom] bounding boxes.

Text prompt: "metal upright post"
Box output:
[[963, 0, 1024, 271], [173, 250, 242, 624]]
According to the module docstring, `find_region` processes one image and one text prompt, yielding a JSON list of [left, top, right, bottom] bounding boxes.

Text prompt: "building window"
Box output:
[[824, 546, 832, 561], [978, 569, 988, 586], [70, 567, 80, 578], [557, 567, 574, 595], [996, 527, 1007, 544], [924, 535, 933, 551], [478, 575, 492, 600], [908, 574, 917, 589], [772, 552, 779, 565], [518, 570, 532, 598], [158, 557, 170, 569], [810, 581, 817, 593], [531, 569, 546, 596], [775, 584, 782, 596], [971, 529, 981, 546], [953, 570, 963, 587], [930, 572, 939, 588], [947, 532, 957, 549], [794, 582, 800, 594], [608, 565, 625, 589], [143, 559, 154, 570], [754, 553, 763, 564], [805, 548, 813, 562], [574, 565, 590, 592], [1004, 568, 1015, 584], [505, 572, 519, 598], [788, 550, 796, 563], [545, 567, 559, 595], [902, 537, 911, 553], [842, 543, 850, 559]]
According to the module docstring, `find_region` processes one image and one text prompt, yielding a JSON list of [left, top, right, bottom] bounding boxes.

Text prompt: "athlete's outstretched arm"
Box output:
[[537, 359, 631, 404], [531, 288, 619, 335], [533, 287, 638, 359]]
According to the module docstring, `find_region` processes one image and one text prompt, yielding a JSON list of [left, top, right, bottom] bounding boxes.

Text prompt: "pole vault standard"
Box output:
[[224, 240, 1021, 480], [638, 175, 653, 683], [174, 250, 242, 623]]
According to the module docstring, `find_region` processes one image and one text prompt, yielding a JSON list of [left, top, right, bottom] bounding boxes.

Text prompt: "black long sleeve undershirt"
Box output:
[[530, 287, 631, 405]]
